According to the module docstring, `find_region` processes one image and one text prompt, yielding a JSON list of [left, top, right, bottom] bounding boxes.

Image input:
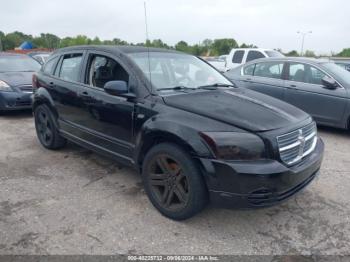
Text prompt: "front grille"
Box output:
[[277, 122, 317, 165], [18, 85, 33, 93]]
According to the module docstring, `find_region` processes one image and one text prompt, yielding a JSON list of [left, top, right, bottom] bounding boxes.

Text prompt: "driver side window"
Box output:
[[86, 54, 129, 89]]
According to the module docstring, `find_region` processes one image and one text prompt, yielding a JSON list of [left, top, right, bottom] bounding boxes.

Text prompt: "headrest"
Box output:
[[95, 66, 113, 80]]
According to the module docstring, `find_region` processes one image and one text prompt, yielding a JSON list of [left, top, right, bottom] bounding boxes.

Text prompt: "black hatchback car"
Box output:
[[32, 46, 324, 220], [225, 57, 350, 129], [0, 52, 41, 113]]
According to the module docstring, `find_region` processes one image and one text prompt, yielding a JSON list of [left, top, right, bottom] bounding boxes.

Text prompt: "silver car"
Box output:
[[225, 57, 350, 130]]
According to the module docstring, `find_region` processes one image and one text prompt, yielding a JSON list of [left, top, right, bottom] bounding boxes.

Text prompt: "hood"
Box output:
[[0, 71, 34, 87], [162, 88, 309, 132]]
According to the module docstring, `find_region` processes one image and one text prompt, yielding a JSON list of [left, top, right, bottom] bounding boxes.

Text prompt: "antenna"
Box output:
[[144, 1, 153, 94]]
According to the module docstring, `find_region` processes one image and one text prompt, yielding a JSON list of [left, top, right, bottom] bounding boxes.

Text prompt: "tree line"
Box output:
[[0, 31, 349, 57]]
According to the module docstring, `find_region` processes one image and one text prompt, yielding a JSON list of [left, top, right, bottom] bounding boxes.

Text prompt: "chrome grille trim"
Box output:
[[277, 122, 317, 165], [18, 85, 33, 93]]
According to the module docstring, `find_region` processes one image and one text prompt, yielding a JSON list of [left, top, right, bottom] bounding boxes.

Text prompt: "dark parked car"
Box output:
[[0, 52, 41, 113], [225, 57, 350, 129], [32, 46, 324, 220]]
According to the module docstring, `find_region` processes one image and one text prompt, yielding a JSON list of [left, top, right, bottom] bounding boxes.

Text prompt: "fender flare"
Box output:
[[133, 117, 213, 167]]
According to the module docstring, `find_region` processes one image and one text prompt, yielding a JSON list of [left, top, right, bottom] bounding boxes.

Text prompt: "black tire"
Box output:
[[34, 104, 66, 149], [142, 143, 208, 220]]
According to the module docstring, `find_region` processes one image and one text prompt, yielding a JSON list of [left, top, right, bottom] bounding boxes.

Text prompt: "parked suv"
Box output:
[[225, 57, 350, 129], [32, 46, 324, 220], [225, 48, 284, 71]]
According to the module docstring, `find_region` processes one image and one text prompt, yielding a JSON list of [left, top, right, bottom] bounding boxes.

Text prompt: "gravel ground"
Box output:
[[0, 111, 349, 256]]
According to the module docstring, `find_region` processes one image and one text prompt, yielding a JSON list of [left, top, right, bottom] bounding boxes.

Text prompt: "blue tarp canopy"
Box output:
[[19, 41, 33, 50]]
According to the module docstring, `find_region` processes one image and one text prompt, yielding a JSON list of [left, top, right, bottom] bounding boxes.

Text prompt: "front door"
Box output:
[[74, 52, 136, 163], [284, 62, 348, 127]]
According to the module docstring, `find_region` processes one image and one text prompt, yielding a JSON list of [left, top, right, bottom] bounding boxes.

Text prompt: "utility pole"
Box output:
[[297, 31, 312, 56]]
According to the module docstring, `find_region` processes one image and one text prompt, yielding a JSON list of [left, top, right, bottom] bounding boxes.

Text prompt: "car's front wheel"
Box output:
[[142, 143, 208, 220], [34, 104, 66, 149]]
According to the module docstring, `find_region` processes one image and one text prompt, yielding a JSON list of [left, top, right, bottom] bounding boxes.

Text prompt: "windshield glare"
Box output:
[[128, 52, 232, 90], [322, 62, 350, 85], [0, 55, 41, 72], [265, 51, 284, 58]]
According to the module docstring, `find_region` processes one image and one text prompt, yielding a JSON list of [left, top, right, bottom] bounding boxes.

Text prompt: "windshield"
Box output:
[[322, 62, 350, 85], [0, 55, 41, 72], [265, 51, 284, 58], [128, 52, 232, 90]]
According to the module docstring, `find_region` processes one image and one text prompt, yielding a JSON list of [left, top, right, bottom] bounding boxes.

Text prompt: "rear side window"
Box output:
[[58, 54, 83, 82], [43, 56, 59, 75], [246, 51, 265, 62], [232, 51, 244, 63], [254, 62, 284, 79], [243, 64, 255, 75]]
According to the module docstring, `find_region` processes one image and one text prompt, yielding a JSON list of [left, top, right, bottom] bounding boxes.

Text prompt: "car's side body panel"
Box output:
[[225, 58, 350, 129]]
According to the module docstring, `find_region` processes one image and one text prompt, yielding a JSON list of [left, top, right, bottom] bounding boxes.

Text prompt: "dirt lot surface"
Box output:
[[0, 111, 349, 255]]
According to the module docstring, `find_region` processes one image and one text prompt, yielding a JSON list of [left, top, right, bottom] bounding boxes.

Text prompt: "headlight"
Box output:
[[0, 80, 13, 92], [200, 132, 266, 160]]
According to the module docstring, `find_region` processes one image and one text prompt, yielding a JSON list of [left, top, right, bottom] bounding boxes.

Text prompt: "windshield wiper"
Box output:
[[197, 83, 236, 90], [158, 86, 196, 91]]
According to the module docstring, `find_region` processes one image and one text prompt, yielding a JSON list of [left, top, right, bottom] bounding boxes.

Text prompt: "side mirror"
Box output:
[[321, 76, 338, 90], [104, 81, 136, 99]]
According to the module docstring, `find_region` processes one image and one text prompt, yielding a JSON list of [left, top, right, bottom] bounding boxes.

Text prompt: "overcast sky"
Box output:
[[0, 0, 348, 54]]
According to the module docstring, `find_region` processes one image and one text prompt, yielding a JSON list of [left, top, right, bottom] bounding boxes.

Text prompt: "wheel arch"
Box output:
[[32, 88, 58, 119], [134, 122, 213, 172]]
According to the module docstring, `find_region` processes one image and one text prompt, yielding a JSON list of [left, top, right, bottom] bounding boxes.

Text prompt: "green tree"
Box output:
[[240, 43, 258, 48], [33, 33, 60, 49], [1, 31, 33, 50], [285, 50, 299, 57], [90, 36, 102, 45], [337, 48, 350, 57], [59, 37, 74, 47], [175, 41, 191, 53], [211, 38, 238, 56], [0, 31, 4, 51], [304, 50, 316, 57]]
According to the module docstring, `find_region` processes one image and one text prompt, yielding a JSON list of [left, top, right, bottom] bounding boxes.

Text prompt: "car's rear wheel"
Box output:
[[34, 104, 66, 149], [142, 143, 208, 220]]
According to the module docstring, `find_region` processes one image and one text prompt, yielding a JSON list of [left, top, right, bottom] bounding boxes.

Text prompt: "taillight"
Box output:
[[32, 74, 38, 90]]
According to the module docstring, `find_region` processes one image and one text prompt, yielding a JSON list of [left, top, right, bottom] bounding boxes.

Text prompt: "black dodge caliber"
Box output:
[[32, 46, 324, 220]]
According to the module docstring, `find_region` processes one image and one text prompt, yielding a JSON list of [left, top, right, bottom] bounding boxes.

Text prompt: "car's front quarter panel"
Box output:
[[133, 100, 243, 166]]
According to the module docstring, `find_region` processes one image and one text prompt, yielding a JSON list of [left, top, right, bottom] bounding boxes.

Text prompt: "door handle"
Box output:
[[48, 82, 55, 88], [81, 91, 90, 96], [289, 84, 297, 89]]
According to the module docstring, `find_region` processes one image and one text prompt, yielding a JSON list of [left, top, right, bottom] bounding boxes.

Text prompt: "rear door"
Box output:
[[238, 61, 286, 99], [45, 52, 85, 129], [284, 62, 348, 126]]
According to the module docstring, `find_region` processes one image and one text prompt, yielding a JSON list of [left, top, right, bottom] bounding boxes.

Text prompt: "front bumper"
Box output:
[[199, 137, 324, 208], [0, 91, 32, 111]]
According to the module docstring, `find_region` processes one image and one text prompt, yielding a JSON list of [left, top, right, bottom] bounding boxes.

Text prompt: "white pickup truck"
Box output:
[[225, 48, 284, 71]]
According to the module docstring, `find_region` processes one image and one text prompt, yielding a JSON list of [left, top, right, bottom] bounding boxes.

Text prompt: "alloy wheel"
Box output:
[[36, 109, 53, 146], [147, 154, 190, 211]]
